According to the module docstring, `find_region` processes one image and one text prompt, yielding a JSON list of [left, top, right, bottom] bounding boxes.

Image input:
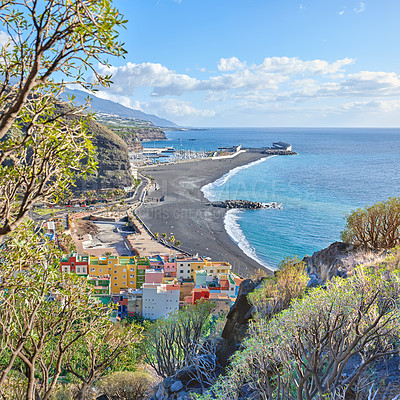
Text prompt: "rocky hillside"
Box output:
[[303, 241, 387, 286], [73, 118, 133, 191], [115, 127, 166, 143]]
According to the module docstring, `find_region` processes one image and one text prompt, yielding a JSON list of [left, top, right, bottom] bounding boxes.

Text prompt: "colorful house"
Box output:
[[145, 268, 164, 284], [87, 275, 111, 304], [203, 261, 231, 277], [175, 254, 204, 280], [142, 283, 180, 320], [60, 253, 89, 275]]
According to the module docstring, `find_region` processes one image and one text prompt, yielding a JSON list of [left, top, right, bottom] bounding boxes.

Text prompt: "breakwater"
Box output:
[[209, 200, 282, 210]]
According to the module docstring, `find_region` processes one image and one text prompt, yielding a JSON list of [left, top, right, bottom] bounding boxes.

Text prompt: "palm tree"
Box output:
[[168, 235, 175, 243], [154, 232, 160, 240], [175, 240, 181, 247], [161, 233, 167, 241]]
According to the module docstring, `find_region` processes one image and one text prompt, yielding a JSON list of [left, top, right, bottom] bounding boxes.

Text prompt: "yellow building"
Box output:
[[203, 261, 231, 277], [190, 261, 205, 279], [88, 255, 139, 294]]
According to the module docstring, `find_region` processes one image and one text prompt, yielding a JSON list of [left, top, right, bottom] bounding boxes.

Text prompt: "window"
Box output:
[[130, 268, 135, 271], [180, 263, 184, 266], [123, 282, 126, 285], [109, 268, 111, 271], [180, 270, 183, 274], [108, 261, 111, 264], [123, 269, 126, 272], [90, 268, 95, 272], [210, 270, 214, 273], [231, 288, 234, 291], [130, 281, 134, 284], [114, 277, 117, 280], [130, 274, 135, 278], [77, 267, 80, 273], [114, 271, 117, 274], [114, 283, 117, 286], [99, 269, 102, 273], [191, 269, 193, 272]]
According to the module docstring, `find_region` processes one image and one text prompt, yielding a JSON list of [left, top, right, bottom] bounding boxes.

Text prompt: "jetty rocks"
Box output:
[[209, 200, 282, 210]]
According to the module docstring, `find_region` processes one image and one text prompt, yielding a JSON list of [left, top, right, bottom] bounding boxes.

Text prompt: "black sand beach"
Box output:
[[138, 151, 274, 277]]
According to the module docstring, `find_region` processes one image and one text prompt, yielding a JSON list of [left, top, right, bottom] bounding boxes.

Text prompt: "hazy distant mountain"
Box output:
[[62, 89, 178, 127]]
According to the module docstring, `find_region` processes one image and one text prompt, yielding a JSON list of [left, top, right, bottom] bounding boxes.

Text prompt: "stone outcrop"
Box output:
[[210, 200, 282, 210], [117, 127, 166, 143], [218, 279, 263, 367], [303, 241, 387, 286], [210, 200, 269, 210]]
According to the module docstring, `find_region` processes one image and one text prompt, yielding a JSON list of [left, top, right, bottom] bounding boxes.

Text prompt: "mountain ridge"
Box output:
[[62, 89, 178, 128]]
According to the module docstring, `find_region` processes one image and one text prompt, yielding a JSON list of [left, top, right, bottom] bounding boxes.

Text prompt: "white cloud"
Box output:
[[0, 31, 10, 47], [218, 57, 246, 71], [354, 2, 365, 13], [91, 55, 400, 125], [142, 98, 215, 118], [338, 10, 345, 15], [98, 62, 199, 96], [99, 57, 355, 98], [255, 56, 354, 75], [341, 71, 400, 95]]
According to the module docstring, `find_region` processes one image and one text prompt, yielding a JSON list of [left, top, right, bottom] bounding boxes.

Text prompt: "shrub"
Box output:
[[143, 301, 215, 378], [98, 371, 152, 400], [341, 197, 400, 249], [205, 267, 400, 399], [248, 256, 308, 320]]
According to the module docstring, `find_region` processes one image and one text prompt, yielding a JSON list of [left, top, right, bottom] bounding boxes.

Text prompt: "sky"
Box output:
[[25, 1, 400, 127]]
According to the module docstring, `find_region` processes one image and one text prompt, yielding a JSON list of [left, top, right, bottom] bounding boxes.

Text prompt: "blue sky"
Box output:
[[92, 1, 400, 126]]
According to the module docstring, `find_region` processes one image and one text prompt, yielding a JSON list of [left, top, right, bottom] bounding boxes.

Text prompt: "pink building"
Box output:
[[145, 268, 164, 284], [160, 254, 177, 277]]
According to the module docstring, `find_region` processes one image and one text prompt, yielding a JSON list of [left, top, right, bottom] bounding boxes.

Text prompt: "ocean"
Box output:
[[143, 128, 400, 270]]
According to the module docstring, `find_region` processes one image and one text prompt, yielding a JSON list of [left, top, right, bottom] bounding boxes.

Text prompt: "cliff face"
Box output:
[[117, 127, 166, 143], [74, 119, 133, 191], [303, 241, 387, 286]]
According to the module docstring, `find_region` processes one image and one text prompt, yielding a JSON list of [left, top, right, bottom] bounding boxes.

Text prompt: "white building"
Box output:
[[142, 283, 180, 320], [175, 255, 204, 280]]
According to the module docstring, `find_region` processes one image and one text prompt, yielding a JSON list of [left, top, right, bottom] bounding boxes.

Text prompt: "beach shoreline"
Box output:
[[137, 151, 274, 277]]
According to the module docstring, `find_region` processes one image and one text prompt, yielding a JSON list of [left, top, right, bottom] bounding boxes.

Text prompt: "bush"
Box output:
[[98, 371, 152, 400], [205, 266, 400, 399], [341, 197, 400, 249], [248, 256, 308, 320], [143, 301, 215, 378]]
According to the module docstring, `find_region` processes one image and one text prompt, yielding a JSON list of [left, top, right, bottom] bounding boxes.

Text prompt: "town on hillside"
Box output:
[[61, 252, 243, 321]]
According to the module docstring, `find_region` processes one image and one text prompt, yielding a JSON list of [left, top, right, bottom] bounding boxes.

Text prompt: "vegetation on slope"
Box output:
[[341, 197, 400, 249]]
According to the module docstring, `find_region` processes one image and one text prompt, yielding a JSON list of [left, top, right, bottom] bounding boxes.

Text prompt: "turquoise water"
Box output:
[[144, 128, 400, 269]]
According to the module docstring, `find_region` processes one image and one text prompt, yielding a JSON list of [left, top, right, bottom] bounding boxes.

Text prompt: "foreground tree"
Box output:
[[205, 265, 400, 399], [341, 197, 400, 249], [143, 301, 215, 378], [0, 223, 123, 400], [0, 0, 126, 238], [64, 321, 141, 400]]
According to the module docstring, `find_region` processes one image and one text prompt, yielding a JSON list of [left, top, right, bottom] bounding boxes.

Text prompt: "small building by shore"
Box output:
[[272, 141, 292, 151]]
